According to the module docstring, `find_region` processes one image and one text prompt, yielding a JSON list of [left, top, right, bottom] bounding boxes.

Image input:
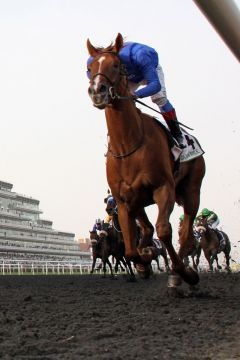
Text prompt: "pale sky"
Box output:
[[0, 1, 239, 258]]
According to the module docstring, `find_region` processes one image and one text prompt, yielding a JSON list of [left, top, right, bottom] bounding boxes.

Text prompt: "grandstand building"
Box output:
[[0, 180, 91, 262]]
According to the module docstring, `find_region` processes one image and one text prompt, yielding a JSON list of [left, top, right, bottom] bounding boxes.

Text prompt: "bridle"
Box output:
[[90, 52, 131, 103]]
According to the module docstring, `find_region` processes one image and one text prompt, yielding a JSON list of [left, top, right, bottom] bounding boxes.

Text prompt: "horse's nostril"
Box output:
[[88, 87, 93, 95], [99, 84, 107, 93]]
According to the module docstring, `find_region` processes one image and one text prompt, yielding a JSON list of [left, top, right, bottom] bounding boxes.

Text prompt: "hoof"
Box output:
[[136, 264, 151, 279], [167, 274, 182, 288], [137, 248, 152, 263], [182, 267, 199, 285]]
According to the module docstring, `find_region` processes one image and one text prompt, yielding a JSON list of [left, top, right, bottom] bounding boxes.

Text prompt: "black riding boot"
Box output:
[[161, 109, 186, 149]]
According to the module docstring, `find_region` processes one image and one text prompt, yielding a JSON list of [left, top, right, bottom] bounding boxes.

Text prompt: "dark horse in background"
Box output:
[[106, 198, 170, 273], [182, 236, 201, 271], [90, 224, 135, 277], [195, 218, 231, 272], [89, 229, 114, 277], [87, 33, 205, 286]]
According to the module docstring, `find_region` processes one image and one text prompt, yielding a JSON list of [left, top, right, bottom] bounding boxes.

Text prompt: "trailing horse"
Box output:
[[89, 229, 114, 277], [106, 200, 170, 274], [195, 218, 231, 272], [87, 33, 205, 286], [183, 236, 202, 271], [152, 238, 171, 272]]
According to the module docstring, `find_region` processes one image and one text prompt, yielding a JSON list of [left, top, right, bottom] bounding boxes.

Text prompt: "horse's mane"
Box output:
[[94, 43, 115, 53]]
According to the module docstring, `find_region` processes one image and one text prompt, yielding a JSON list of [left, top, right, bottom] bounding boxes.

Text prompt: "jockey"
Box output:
[[105, 195, 117, 225], [92, 218, 104, 232], [87, 40, 185, 148], [196, 208, 220, 229]]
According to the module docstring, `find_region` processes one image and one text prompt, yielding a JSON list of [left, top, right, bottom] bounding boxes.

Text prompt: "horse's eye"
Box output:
[[113, 63, 119, 69]]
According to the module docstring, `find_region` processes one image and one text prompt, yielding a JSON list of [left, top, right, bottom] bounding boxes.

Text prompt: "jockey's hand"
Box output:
[[131, 94, 138, 101]]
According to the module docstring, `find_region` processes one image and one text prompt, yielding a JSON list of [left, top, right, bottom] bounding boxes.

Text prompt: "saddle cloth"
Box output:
[[156, 118, 204, 163], [172, 128, 205, 163]]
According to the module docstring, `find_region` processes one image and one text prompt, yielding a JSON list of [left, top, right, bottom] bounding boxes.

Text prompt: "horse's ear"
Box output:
[[113, 33, 124, 53], [87, 38, 98, 57]]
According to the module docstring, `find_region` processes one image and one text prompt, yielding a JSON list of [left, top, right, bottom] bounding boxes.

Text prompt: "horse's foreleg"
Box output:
[[155, 256, 161, 272], [178, 213, 196, 260], [117, 203, 139, 261], [136, 208, 154, 249], [204, 250, 213, 272], [191, 255, 198, 271], [91, 256, 97, 274]]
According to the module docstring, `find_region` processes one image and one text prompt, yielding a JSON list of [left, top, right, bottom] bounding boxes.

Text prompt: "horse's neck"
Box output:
[[105, 101, 143, 155]]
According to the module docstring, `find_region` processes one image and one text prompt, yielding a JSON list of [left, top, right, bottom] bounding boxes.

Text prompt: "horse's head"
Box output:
[[89, 230, 99, 245], [87, 33, 127, 109], [195, 217, 208, 235]]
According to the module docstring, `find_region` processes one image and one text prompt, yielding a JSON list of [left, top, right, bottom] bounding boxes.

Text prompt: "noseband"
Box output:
[[90, 53, 130, 101]]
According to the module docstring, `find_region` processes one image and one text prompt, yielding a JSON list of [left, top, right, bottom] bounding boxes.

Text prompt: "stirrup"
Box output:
[[176, 138, 186, 149], [174, 134, 186, 149]]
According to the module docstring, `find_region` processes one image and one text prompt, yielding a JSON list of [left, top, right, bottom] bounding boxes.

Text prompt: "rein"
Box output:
[[112, 209, 122, 233]]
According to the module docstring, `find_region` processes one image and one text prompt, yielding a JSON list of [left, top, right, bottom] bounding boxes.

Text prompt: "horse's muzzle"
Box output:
[[88, 85, 110, 109]]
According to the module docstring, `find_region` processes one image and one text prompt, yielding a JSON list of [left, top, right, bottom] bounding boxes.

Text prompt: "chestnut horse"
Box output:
[[87, 33, 205, 285]]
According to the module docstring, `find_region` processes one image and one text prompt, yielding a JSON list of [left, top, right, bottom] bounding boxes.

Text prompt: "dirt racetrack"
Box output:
[[0, 272, 240, 360]]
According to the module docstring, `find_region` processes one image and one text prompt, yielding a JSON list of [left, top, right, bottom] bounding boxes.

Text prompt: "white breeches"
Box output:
[[128, 65, 168, 107], [209, 218, 220, 229]]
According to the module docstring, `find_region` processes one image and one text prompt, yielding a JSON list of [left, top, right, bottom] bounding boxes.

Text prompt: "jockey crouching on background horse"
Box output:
[[195, 208, 226, 250], [87, 33, 205, 286]]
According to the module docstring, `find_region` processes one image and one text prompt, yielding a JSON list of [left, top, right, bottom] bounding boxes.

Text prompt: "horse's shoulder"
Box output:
[[141, 112, 175, 147]]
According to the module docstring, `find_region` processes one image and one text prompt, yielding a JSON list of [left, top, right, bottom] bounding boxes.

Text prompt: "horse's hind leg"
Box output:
[[176, 157, 205, 261], [154, 184, 199, 285], [224, 250, 231, 272], [155, 257, 162, 272], [215, 255, 222, 270]]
